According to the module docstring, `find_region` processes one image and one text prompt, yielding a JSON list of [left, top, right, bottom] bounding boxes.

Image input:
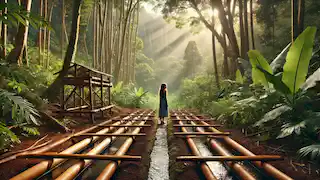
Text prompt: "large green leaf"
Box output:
[[235, 69, 244, 84], [282, 27, 317, 94], [256, 66, 291, 95], [248, 50, 272, 88], [270, 43, 291, 74], [254, 105, 291, 126]]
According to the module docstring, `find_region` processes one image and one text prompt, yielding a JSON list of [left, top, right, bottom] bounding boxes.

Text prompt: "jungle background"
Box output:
[[0, 0, 320, 165]]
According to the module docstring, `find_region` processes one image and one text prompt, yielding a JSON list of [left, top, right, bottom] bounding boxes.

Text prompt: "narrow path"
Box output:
[[147, 124, 169, 180]]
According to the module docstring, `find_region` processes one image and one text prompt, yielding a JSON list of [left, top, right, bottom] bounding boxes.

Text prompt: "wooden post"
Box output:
[[100, 74, 104, 117], [80, 86, 83, 117], [73, 64, 77, 108], [60, 83, 65, 119], [108, 77, 111, 115], [89, 73, 94, 123]]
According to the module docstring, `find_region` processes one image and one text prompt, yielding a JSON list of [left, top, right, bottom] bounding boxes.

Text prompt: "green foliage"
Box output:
[[298, 144, 320, 160], [111, 82, 149, 108], [282, 27, 317, 94], [235, 70, 244, 84], [0, 89, 39, 125], [0, 2, 50, 29], [248, 50, 272, 88], [0, 123, 19, 150]]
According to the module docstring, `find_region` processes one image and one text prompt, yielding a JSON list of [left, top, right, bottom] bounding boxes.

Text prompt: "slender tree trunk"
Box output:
[[0, 0, 7, 59], [46, 1, 53, 68], [43, 0, 47, 66], [243, 0, 249, 56], [44, 0, 83, 101], [132, 2, 139, 82], [93, 0, 96, 68], [38, 0, 43, 64], [61, 0, 65, 60], [7, 0, 32, 65], [222, 32, 229, 77], [250, 0, 255, 49], [100, 0, 108, 72], [292, 0, 299, 42], [298, 0, 305, 34], [239, 0, 245, 58]]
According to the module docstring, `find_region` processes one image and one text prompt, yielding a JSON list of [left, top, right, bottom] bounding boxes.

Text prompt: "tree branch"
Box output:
[[189, 0, 225, 46]]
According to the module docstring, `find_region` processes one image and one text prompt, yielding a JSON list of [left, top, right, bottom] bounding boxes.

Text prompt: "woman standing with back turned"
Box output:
[[159, 84, 168, 125]]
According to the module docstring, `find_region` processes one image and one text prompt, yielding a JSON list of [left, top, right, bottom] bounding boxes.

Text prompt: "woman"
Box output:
[[159, 83, 168, 125]]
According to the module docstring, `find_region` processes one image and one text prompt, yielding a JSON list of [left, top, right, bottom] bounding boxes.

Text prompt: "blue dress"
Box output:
[[159, 90, 168, 118]]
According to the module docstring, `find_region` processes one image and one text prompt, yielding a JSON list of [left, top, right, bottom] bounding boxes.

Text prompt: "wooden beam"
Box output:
[[174, 132, 230, 136], [112, 119, 153, 121], [66, 105, 89, 111], [176, 155, 284, 162], [98, 125, 151, 127], [73, 133, 146, 138], [18, 153, 141, 161], [171, 119, 215, 121], [173, 125, 221, 127]]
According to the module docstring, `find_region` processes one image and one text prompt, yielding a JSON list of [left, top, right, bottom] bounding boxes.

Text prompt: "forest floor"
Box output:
[[0, 108, 320, 180]]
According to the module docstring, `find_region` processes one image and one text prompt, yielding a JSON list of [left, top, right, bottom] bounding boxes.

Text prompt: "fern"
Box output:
[[0, 89, 39, 125], [21, 126, 40, 136], [298, 144, 320, 160]]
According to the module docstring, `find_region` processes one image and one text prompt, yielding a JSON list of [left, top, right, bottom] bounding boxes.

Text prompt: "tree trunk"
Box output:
[[38, 0, 43, 64], [222, 32, 229, 77], [243, 0, 249, 57], [250, 0, 255, 49], [297, 0, 305, 34], [99, 1, 108, 72], [43, 0, 47, 65], [44, 0, 83, 101], [0, 0, 7, 59], [239, 0, 245, 58], [292, 0, 299, 42], [211, 12, 220, 89], [46, 1, 54, 68], [7, 0, 32, 65], [61, 0, 65, 60], [93, 0, 96, 68]]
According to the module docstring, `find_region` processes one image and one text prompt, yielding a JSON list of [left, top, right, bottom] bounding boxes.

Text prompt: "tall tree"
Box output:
[[44, 0, 83, 100], [0, 0, 7, 59], [250, 0, 255, 49], [7, 0, 32, 65]]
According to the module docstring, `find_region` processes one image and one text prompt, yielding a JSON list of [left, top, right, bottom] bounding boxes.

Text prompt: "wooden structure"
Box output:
[[58, 63, 114, 122]]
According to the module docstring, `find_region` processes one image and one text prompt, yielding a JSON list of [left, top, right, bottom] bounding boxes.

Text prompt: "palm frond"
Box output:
[[298, 144, 320, 160]]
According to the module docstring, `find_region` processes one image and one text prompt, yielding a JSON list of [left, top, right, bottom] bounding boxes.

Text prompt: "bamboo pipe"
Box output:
[[186, 112, 293, 180], [0, 112, 133, 165], [172, 114, 217, 180], [181, 114, 255, 180], [176, 155, 284, 162], [10, 111, 144, 180], [18, 153, 142, 161], [96, 113, 155, 180], [55, 113, 150, 180]]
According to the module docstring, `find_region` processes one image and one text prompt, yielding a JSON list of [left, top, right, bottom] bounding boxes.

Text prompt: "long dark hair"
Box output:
[[159, 84, 167, 97]]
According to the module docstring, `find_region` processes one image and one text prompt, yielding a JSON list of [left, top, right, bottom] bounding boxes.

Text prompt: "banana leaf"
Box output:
[[270, 43, 291, 74], [254, 105, 291, 126], [256, 66, 291, 95], [282, 27, 317, 94], [248, 50, 272, 88], [235, 69, 244, 84], [302, 67, 320, 90]]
